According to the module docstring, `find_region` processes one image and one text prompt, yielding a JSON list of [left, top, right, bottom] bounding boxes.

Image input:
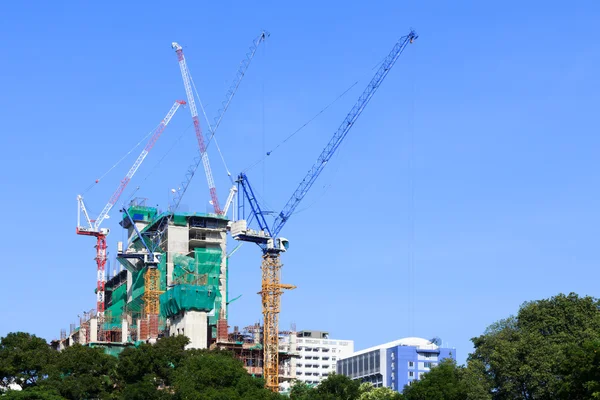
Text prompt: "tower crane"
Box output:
[[172, 42, 222, 214], [76, 100, 185, 340], [169, 31, 269, 216], [231, 30, 418, 391]]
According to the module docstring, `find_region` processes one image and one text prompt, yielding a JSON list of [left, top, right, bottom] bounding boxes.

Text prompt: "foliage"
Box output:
[[358, 382, 403, 400], [0, 332, 55, 390], [399, 293, 600, 400], [172, 348, 278, 399], [4, 292, 600, 399], [469, 292, 600, 400], [0, 333, 279, 400], [289, 380, 315, 399], [43, 344, 117, 399], [401, 359, 467, 400]]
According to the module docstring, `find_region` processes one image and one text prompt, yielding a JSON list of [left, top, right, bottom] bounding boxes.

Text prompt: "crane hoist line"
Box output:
[[231, 30, 418, 392]]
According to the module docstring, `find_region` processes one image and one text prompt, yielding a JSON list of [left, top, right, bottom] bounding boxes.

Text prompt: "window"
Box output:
[[409, 371, 414, 377], [409, 361, 414, 367], [424, 362, 432, 368]]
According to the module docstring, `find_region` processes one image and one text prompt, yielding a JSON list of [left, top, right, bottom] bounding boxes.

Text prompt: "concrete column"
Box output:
[[290, 334, 297, 379], [166, 225, 188, 286], [169, 311, 208, 349], [136, 318, 142, 341], [90, 318, 98, 342], [79, 327, 87, 345], [121, 319, 128, 343]]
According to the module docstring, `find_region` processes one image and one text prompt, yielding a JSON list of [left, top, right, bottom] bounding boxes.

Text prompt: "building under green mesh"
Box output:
[[59, 201, 229, 355]]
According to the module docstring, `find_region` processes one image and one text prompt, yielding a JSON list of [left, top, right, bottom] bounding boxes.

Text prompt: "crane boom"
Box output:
[[232, 30, 418, 392], [172, 42, 221, 214], [92, 100, 186, 230], [270, 30, 417, 237], [169, 32, 269, 213], [208, 30, 270, 144]]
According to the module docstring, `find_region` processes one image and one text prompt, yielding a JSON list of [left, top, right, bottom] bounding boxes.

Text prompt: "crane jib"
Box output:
[[240, 30, 417, 239]]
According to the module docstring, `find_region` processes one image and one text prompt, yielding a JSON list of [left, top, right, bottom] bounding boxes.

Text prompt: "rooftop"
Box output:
[[348, 337, 439, 357]]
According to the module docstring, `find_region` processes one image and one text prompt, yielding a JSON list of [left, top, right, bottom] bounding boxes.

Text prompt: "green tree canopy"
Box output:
[[0, 332, 55, 390], [469, 292, 600, 400], [43, 344, 116, 400]]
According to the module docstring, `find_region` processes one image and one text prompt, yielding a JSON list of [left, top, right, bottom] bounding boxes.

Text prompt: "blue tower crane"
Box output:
[[231, 30, 418, 392]]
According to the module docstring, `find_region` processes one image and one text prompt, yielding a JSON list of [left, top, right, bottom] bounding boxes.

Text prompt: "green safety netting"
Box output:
[[160, 284, 217, 317], [160, 248, 223, 319]]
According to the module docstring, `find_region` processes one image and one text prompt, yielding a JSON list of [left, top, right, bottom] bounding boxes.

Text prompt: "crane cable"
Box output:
[[241, 81, 358, 174], [241, 54, 388, 174], [190, 72, 234, 183], [122, 122, 195, 203], [82, 123, 161, 194]]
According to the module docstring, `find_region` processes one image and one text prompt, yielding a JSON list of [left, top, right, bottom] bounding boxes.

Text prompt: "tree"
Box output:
[[314, 373, 361, 400], [1, 386, 64, 400], [358, 382, 403, 400], [172, 349, 280, 400], [469, 293, 600, 400], [43, 344, 116, 400], [289, 380, 316, 400], [401, 359, 467, 400], [0, 332, 55, 390]]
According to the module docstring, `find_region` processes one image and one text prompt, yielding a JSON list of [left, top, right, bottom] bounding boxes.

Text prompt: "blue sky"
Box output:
[[1, 1, 599, 363]]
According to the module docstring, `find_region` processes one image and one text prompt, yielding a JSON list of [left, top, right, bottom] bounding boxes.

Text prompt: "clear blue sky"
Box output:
[[1, 1, 599, 364]]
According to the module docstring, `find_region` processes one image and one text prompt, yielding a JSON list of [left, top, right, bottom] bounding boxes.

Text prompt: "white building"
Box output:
[[280, 330, 354, 391]]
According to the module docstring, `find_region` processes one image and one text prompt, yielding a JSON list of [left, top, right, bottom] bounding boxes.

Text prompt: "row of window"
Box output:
[[299, 347, 332, 352], [390, 361, 436, 370], [303, 355, 336, 361], [297, 372, 329, 377], [297, 364, 333, 369]]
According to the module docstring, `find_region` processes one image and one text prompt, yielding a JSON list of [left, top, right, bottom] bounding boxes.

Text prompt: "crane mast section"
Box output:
[[93, 100, 185, 230], [271, 30, 417, 238], [173, 44, 221, 214]]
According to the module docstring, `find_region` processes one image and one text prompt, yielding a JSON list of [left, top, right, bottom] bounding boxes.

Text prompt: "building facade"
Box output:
[[337, 337, 456, 393], [280, 330, 354, 391]]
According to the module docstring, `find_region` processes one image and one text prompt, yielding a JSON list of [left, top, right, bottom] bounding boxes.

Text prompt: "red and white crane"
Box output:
[[76, 100, 185, 339], [171, 42, 221, 214]]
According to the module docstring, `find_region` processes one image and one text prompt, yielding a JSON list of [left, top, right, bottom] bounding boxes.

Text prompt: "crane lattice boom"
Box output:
[[92, 100, 186, 230], [170, 32, 268, 214], [172, 42, 221, 214], [271, 30, 418, 238], [232, 30, 418, 393]]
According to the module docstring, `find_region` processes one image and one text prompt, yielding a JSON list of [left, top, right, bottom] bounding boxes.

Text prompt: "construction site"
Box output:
[[54, 29, 418, 392]]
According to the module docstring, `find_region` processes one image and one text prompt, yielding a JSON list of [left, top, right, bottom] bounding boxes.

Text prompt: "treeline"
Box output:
[[0, 334, 280, 400], [399, 292, 600, 400], [2, 293, 600, 399]]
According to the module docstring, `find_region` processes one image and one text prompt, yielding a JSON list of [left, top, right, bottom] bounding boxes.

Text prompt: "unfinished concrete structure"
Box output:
[[56, 200, 299, 386], [56, 199, 228, 352]]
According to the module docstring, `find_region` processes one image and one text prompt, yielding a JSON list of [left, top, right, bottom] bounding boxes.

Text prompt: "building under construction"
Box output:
[[56, 199, 297, 384], [59, 29, 418, 392]]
